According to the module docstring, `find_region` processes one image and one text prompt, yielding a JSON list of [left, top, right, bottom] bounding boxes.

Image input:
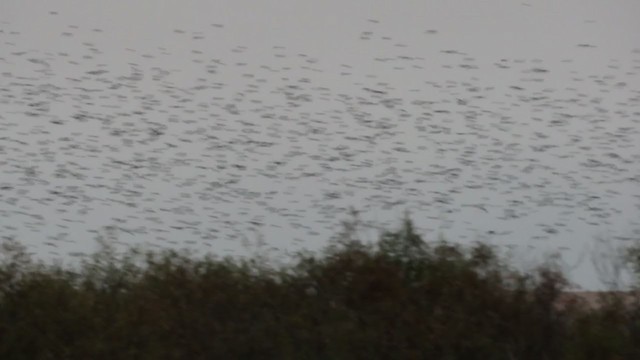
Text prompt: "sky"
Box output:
[[1, 0, 639, 289]]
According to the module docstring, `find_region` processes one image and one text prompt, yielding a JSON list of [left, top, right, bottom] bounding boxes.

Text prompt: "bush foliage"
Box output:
[[0, 215, 639, 359]]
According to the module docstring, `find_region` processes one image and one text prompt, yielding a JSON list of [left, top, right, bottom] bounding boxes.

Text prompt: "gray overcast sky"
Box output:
[[1, 0, 639, 289]]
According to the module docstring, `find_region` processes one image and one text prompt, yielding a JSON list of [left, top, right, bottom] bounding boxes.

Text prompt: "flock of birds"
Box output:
[[0, 13, 639, 276]]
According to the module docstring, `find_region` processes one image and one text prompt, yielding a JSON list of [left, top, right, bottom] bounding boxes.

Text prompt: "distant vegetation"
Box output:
[[1, 213, 639, 359]]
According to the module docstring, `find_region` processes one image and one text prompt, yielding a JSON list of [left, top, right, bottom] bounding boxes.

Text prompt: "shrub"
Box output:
[[0, 216, 638, 359]]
